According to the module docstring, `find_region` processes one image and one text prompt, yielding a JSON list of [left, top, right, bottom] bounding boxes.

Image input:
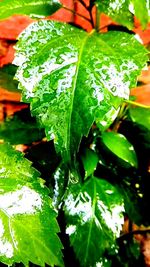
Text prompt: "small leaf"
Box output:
[[0, 64, 19, 92], [0, 108, 45, 145], [96, 0, 150, 29], [96, 0, 134, 29], [81, 148, 99, 178], [131, 0, 149, 29], [129, 107, 150, 130], [0, 0, 61, 20], [64, 176, 124, 267], [102, 132, 138, 167], [14, 20, 148, 161], [0, 143, 63, 267]]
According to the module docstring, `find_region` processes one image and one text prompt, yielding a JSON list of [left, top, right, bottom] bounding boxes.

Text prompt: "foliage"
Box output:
[[96, 0, 150, 29], [0, 0, 150, 266], [13, 20, 147, 162], [0, 144, 63, 267], [101, 131, 138, 167], [64, 176, 124, 266], [0, 0, 61, 20], [129, 106, 150, 130]]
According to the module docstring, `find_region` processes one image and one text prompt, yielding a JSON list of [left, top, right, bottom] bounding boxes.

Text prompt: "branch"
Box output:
[[124, 99, 150, 109], [62, 5, 91, 23], [119, 229, 150, 241], [87, 4, 95, 28], [76, 0, 88, 9]]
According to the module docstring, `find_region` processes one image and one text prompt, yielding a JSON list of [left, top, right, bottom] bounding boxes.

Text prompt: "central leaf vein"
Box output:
[[66, 32, 93, 160]]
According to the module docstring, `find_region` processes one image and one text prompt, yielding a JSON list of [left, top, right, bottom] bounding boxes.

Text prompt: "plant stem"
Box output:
[[119, 229, 150, 240], [62, 5, 91, 23], [88, 6, 95, 28], [112, 103, 127, 132], [77, 0, 88, 9], [124, 99, 150, 109], [95, 7, 101, 31]]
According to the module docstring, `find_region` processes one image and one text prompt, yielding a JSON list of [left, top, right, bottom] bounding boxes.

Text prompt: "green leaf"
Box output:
[[0, 143, 63, 267], [0, 0, 61, 20], [131, 0, 149, 28], [102, 132, 138, 168], [96, 0, 150, 29], [14, 20, 148, 161], [129, 107, 150, 130], [81, 148, 99, 179], [96, 0, 133, 29], [0, 109, 45, 145], [64, 176, 124, 267], [0, 64, 19, 92]]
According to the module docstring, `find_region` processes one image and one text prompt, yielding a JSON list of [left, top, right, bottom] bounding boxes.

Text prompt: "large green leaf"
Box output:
[[64, 176, 124, 266], [14, 20, 148, 161], [102, 131, 138, 167], [129, 107, 150, 130], [95, 0, 149, 29], [0, 143, 63, 266], [0, 0, 61, 20]]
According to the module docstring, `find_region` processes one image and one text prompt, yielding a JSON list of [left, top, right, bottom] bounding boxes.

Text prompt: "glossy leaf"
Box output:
[[0, 64, 19, 92], [0, 0, 61, 20], [129, 107, 150, 130], [0, 109, 45, 145], [14, 21, 148, 161], [102, 131, 138, 167], [96, 0, 133, 29], [0, 143, 63, 267], [96, 0, 150, 29], [81, 148, 99, 179], [64, 176, 124, 266]]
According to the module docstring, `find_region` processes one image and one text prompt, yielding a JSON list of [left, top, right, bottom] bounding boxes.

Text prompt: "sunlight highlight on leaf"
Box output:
[[64, 176, 124, 266], [0, 186, 42, 216], [0, 143, 63, 266], [0, 219, 13, 259]]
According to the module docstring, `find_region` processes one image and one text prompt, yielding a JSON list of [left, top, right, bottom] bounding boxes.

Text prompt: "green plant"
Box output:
[[0, 0, 150, 266]]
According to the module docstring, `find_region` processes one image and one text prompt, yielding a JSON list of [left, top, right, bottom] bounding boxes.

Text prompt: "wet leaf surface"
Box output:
[[96, 0, 133, 29], [14, 20, 148, 161], [64, 176, 124, 266], [0, 143, 63, 266], [96, 0, 149, 29]]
